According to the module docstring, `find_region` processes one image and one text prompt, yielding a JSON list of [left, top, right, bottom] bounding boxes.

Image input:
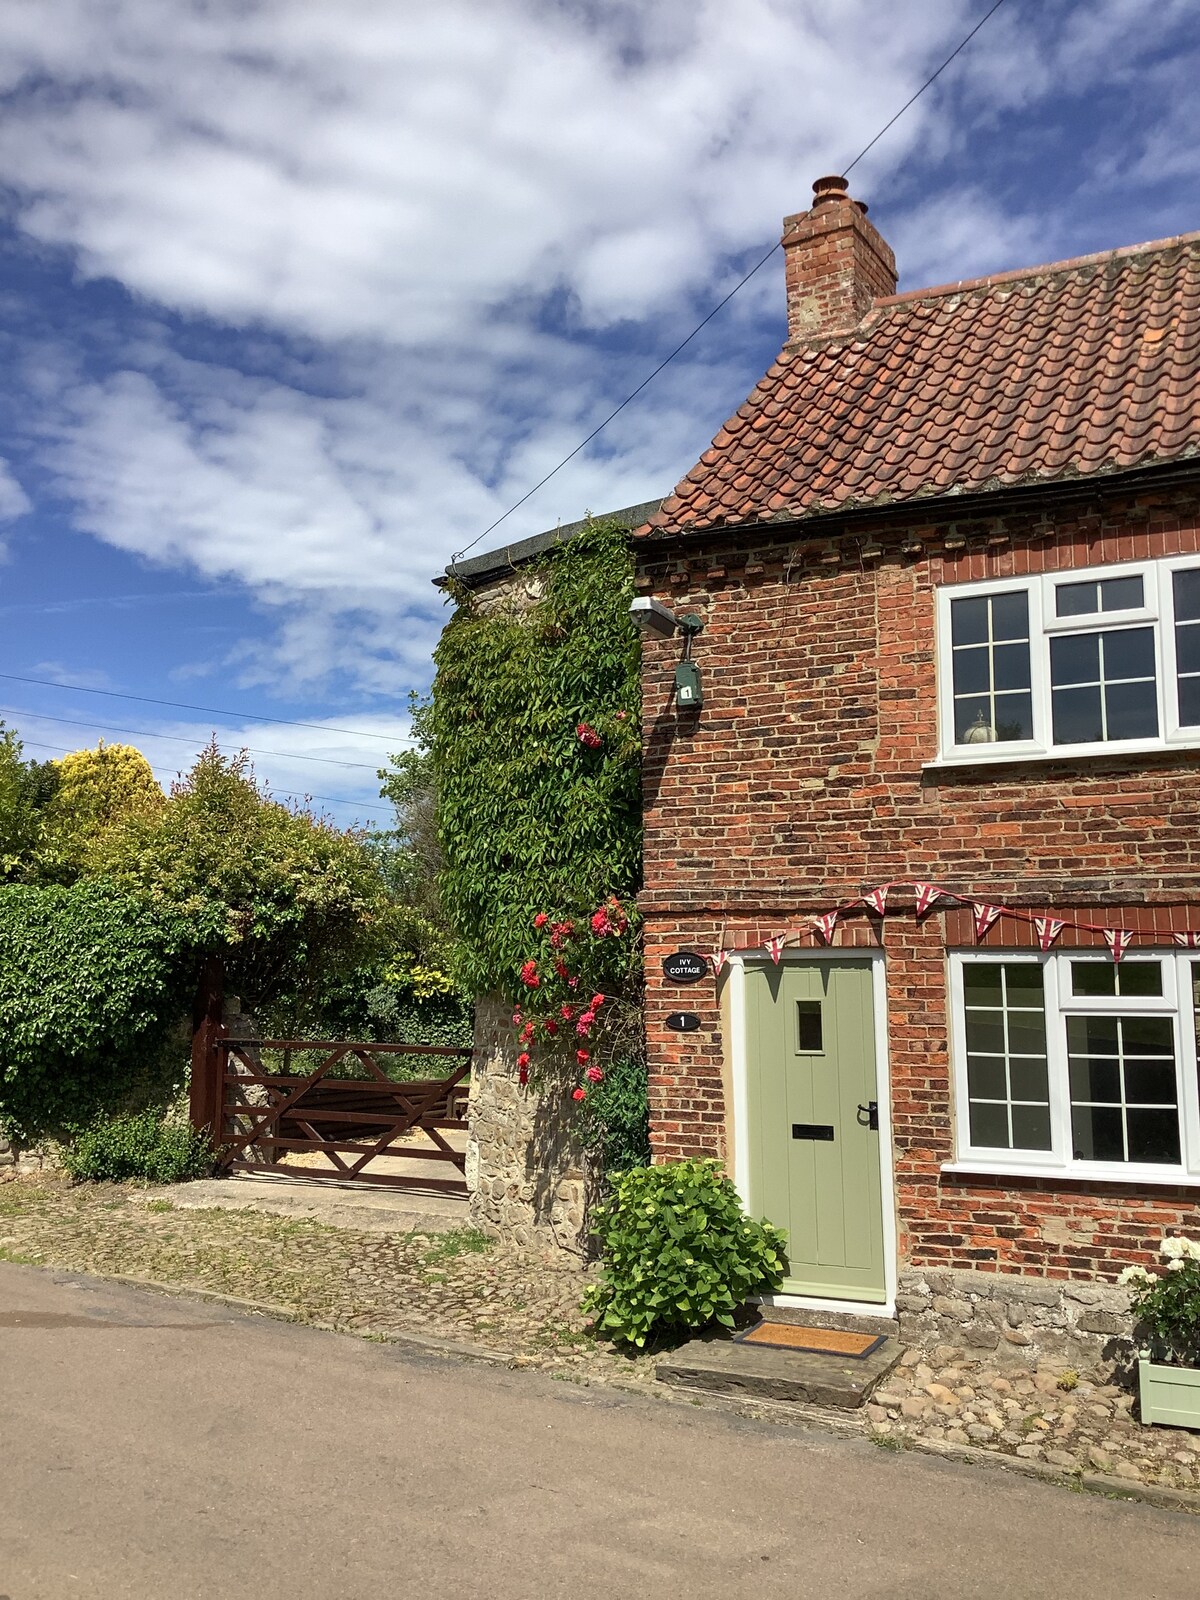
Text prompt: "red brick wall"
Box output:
[[636, 483, 1200, 1281]]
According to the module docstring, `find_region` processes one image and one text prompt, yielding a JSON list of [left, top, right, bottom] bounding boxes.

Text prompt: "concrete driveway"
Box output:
[[2, 1263, 1198, 1600]]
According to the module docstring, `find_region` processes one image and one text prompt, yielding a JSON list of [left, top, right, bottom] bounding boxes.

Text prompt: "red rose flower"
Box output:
[[554, 958, 570, 980], [517, 1052, 530, 1069], [533, 911, 548, 929], [575, 722, 602, 750], [590, 994, 605, 1011], [544, 1019, 558, 1037], [590, 909, 610, 936], [572, 1087, 587, 1102], [520, 1023, 535, 1044], [561, 1004, 576, 1021], [576, 1049, 590, 1065], [520, 960, 540, 988], [585, 1066, 604, 1084]]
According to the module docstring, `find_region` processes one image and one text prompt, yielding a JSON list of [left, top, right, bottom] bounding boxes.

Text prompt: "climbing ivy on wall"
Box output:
[[425, 517, 643, 1000]]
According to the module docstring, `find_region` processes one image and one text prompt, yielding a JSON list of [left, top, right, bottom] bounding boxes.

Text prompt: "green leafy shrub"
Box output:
[[62, 1110, 214, 1184], [1120, 1236, 1200, 1365], [0, 881, 192, 1141], [576, 1054, 650, 1174], [583, 1159, 787, 1347]]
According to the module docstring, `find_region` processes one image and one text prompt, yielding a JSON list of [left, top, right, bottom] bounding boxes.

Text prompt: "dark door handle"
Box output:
[[857, 1101, 879, 1131]]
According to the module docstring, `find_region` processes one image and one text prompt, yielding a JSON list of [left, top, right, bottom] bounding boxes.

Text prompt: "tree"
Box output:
[[0, 724, 60, 880], [40, 740, 163, 879], [94, 742, 387, 1014]]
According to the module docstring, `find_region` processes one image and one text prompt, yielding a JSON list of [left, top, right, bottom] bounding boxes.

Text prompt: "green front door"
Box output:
[[745, 960, 887, 1302]]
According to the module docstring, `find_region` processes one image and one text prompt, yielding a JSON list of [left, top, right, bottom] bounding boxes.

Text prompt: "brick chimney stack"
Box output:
[[782, 175, 897, 342]]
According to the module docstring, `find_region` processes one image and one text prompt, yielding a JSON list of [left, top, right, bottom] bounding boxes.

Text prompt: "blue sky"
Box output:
[[0, 0, 1196, 825]]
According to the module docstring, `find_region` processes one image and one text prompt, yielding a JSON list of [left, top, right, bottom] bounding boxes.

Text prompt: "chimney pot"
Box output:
[[781, 176, 897, 341]]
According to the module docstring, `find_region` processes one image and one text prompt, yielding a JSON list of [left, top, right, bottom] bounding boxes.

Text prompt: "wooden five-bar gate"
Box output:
[[191, 1027, 473, 1194]]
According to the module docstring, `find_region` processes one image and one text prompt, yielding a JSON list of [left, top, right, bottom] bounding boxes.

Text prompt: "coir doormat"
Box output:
[[733, 1322, 885, 1359]]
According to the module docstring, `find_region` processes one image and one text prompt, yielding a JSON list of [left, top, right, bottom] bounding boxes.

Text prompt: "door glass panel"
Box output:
[[795, 1000, 823, 1053]]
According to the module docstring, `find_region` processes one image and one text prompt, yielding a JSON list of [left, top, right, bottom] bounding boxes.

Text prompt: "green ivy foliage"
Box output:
[[426, 518, 642, 998], [0, 882, 193, 1141], [62, 1109, 214, 1184], [583, 1160, 787, 1348], [575, 1053, 651, 1173]]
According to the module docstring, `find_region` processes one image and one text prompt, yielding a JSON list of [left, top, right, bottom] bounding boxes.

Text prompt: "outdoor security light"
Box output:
[[629, 597, 705, 712]]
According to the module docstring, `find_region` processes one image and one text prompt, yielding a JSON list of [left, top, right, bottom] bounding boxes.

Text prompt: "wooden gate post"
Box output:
[[188, 956, 225, 1139]]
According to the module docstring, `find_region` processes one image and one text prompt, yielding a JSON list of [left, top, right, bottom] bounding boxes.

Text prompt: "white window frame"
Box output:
[[932, 554, 1200, 765], [946, 949, 1200, 1185]]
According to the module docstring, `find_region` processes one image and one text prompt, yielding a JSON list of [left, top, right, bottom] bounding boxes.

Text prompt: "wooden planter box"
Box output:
[[1138, 1358, 1200, 1430]]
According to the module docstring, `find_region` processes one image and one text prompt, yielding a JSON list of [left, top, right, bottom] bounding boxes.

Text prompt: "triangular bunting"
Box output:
[[813, 910, 839, 945], [1034, 916, 1065, 952], [1103, 929, 1133, 963], [973, 903, 1004, 942], [913, 882, 943, 917], [1173, 932, 1200, 948], [712, 948, 730, 976], [863, 886, 888, 916], [765, 935, 786, 964]]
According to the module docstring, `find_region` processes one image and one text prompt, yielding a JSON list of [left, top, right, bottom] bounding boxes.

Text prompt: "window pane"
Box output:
[[967, 1055, 1007, 1099], [1056, 581, 1100, 617], [1127, 1109, 1181, 1165], [1174, 568, 1200, 623], [1102, 575, 1145, 611], [1175, 623, 1200, 675], [951, 595, 989, 645], [1011, 1103, 1052, 1150], [954, 695, 994, 742], [1101, 627, 1156, 681], [1067, 1015, 1120, 1055], [1072, 1104, 1125, 1162], [953, 644, 991, 694], [1069, 1054, 1120, 1102], [1009, 1054, 1050, 1099], [1052, 684, 1104, 744], [993, 693, 1034, 741], [993, 642, 1032, 691], [1007, 1012, 1047, 1055], [1071, 961, 1116, 997], [1179, 675, 1200, 728], [1116, 961, 1163, 997], [1106, 679, 1159, 740], [1004, 965, 1045, 996], [1121, 1016, 1174, 1055], [990, 591, 1029, 642], [965, 1012, 1006, 1054], [969, 1100, 1010, 1148], [1051, 633, 1100, 685], [1123, 1057, 1177, 1104], [963, 964, 1004, 1003]]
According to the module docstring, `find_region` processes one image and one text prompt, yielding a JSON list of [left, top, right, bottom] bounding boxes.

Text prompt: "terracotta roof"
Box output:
[[639, 232, 1200, 538]]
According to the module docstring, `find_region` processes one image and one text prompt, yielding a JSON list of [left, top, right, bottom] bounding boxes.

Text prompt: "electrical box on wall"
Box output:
[[675, 660, 703, 710]]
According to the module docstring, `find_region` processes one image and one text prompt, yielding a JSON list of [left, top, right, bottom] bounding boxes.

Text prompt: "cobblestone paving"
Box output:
[[0, 1175, 654, 1388], [3, 1175, 1198, 1490], [869, 1345, 1200, 1491]]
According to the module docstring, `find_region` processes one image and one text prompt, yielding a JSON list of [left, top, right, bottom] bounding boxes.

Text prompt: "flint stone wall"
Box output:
[[898, 1266, 1135, 1369], [0, 1134, 59, 1174], [467, 996, 591, 1257]]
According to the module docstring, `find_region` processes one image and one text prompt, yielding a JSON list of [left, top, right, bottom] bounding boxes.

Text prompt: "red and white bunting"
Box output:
[[765, 935, 787, 964], [711, 948, 730, 976], [1103, 928, 1133, 963], [1034, 916, 1065, 952], [973, 903, 1004, 941], [1173, 932, 1200, 948], [863, 886, 889, 916], [913, 882, 943, 917], [813, 910, 839, 945]]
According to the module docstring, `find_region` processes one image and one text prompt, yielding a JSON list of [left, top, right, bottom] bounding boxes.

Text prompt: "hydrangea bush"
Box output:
[[1118, 1235, 1200, 1366]]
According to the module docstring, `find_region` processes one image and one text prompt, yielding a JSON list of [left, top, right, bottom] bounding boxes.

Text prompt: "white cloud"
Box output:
[[0, 458, 31, 522], [0, 0, 1192, 697]]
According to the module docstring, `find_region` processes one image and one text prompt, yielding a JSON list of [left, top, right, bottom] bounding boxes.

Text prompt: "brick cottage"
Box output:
[[633, 176, 1200, 1354]]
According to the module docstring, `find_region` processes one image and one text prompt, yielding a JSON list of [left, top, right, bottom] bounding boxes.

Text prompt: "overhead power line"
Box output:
[[0, 673, 413, 745], [449, 0, 1010, 569], [0, 705, 385, 771], [16, 736, 392, 815]]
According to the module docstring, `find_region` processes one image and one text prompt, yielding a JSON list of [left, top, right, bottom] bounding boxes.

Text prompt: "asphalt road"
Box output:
[[2, 1264, 1199, 1600]]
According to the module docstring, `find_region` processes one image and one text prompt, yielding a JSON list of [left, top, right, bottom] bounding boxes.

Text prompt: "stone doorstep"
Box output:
[[657, 1330, 903, 1411], [757, 1301, 899, 1339]]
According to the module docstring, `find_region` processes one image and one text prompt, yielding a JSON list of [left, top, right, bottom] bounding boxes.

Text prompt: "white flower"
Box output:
[[1117, 1265, 1157, 1287], [1167, 1258, 1188, 1272], [1184, 1238, 1200, 1262], [1160, 1236, 1188, 1259]]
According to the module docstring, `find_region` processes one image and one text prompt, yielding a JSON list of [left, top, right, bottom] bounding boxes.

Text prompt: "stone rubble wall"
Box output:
[[897, 1266, 1135, 1369], [0, 1133, 59, 1174], [467, 995, 591, 1257]]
